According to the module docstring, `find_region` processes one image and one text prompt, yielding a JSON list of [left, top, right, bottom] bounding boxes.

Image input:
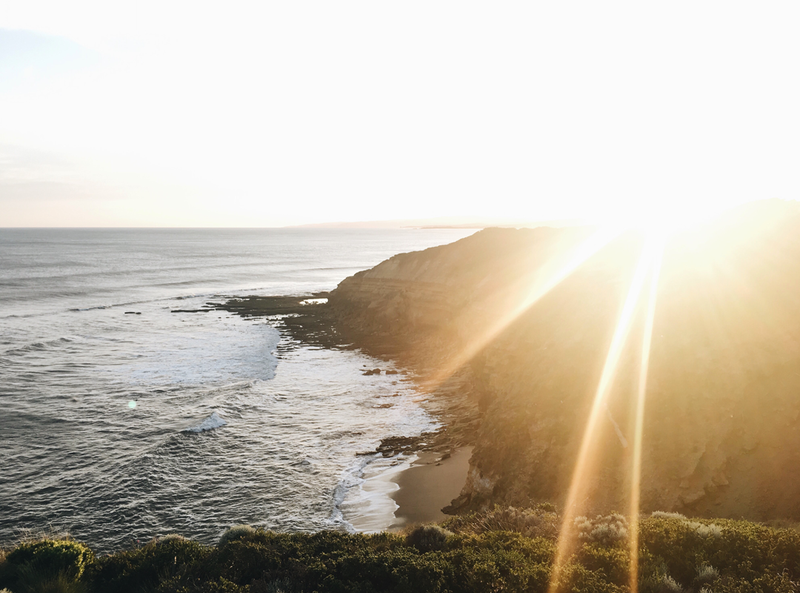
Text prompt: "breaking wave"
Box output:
[[183, 412, 228, 433]]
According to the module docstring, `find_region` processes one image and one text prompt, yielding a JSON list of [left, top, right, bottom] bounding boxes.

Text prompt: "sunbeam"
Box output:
[[628, 238, 664, 593], [547, 235, 664, 592], [422, 226, 621, 391]]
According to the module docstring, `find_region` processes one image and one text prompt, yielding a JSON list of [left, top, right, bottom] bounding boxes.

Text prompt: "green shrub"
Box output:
[[11, 569, 89, 593], [157, 534, 186, 546], [554, 562, 627, 593], [0, 539, 94, 592], [694, 562, 718, 586], [577, 542, 629, 586], [219, 526, 257, 547], [404, 525, 453, 552], [638, 516, 800, 588], [88, 537, 208, 593], [446, 541, 552, 593], [201, 536, 284, 584], [574, 513, 628, 545]]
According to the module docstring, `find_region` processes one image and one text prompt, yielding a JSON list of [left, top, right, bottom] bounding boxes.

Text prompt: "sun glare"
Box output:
[[421, 226, 620, 391], [607, 202, 731, 240], [547, 234, 666, 593], [407, 218, 672, 592], [628, 236, 663, 593]]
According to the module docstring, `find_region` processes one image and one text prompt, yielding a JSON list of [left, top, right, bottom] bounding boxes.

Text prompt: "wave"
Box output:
[[3, 337, 74, 357], [330, 455, 373, 533], [183, 412, 227, 433]]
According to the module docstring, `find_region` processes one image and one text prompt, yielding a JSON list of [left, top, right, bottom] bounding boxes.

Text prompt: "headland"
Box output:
[[221, 199, 800, 524]]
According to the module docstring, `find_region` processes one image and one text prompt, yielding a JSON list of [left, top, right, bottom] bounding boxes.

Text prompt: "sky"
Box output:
[[1, 2, 799, 227]]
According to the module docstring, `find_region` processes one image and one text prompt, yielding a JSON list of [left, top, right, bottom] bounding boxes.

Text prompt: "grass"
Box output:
[[2, 508, 800, 592]]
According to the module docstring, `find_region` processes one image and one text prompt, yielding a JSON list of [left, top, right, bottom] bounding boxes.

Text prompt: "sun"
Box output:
[[606, 201, 727, 239]]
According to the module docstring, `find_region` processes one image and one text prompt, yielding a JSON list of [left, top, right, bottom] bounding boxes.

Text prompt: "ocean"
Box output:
[[0, 227, 475, 552]]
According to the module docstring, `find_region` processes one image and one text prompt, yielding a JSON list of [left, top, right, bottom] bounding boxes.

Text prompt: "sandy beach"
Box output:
[[343, 446, 473, 532], [389, 446, 473, 529]]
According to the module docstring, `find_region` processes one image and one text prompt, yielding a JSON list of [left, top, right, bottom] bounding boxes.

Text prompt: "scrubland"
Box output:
[[2, 507, 799, 592]]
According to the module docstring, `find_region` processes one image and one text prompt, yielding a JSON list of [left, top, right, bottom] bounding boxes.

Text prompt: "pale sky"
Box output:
[[1, 2, 799, 227]]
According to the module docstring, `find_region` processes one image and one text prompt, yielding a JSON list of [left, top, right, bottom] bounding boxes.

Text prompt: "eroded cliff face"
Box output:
[[328, 201, 800, 520]]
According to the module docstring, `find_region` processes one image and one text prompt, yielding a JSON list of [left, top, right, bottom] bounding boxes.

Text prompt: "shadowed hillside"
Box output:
[[328, 199, 800, 520]]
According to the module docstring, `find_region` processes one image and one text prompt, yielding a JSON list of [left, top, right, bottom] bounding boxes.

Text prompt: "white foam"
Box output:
[[184, 411, 227, 433], [300, 298, 328, 305], [338, 453, 417, 533]]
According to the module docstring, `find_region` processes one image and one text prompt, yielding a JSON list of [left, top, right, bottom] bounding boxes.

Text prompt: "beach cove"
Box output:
[[0, 228, 476, 551]]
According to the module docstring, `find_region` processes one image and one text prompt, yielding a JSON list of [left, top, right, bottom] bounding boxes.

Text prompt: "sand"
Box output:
[[388, 446, 473, 529]]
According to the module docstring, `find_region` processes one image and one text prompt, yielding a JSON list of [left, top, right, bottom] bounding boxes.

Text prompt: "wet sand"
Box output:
[[389, 446, 473, 529]]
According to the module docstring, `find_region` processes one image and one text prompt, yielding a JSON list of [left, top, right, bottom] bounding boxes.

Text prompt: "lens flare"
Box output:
[[628, 240, 663, 592], [548, 235, 664, 592], [423, 226, 620, 390]]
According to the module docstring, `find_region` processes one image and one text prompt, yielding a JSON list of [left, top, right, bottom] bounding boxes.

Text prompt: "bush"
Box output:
[[657, 575, 682, 593], [574, 513, 628, 545], [577, 543, 629, 586], [10, 570, 89, 593], [554, 562, 627, 593], [218, 525, 257, 547], [685, 521, 722, 539], [88, 537, 208, 593], [404, 525, 453, 552], [650, 511, 686, 520], [0, 539, 94, 592], [443, 505, 560, 540], [695, 561, 719, 586]]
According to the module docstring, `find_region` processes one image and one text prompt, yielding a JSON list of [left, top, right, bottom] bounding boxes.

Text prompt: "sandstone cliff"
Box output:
[[328, 200, 800, 520]]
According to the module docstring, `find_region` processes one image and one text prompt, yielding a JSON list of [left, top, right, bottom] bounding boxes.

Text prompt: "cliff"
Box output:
[[328, 200, 800, 520]]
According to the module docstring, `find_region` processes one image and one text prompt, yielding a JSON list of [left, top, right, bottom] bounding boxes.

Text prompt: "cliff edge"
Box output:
[[328, 200, 800, 520]]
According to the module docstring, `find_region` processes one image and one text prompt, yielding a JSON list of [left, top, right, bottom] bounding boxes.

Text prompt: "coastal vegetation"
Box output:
[[2, 507, 799, 592]]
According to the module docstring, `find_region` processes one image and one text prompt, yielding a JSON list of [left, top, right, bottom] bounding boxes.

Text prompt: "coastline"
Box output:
[[218, 294, 481, 530]]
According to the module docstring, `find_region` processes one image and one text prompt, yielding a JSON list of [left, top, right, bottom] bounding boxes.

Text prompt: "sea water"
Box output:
[[0, 228, 474, 551]]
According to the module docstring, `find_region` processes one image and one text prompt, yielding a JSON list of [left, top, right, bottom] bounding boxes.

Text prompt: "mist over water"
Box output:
[[0, 228, 474, 551]]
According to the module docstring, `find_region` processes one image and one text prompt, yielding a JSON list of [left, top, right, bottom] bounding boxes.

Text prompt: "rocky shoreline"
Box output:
[[210, 293, 481, 515], [211, 200, 800, 522]]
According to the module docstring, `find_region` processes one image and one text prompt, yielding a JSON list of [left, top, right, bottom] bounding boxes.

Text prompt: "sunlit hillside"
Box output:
[[330, 199, 800, 523]]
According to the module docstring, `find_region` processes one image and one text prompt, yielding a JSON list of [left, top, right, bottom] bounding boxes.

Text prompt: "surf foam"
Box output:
[[184, 411, 227, 433]]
